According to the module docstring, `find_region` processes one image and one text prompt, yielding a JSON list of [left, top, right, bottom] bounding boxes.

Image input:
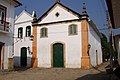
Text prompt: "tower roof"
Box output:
[[81, 3, 89, 18]]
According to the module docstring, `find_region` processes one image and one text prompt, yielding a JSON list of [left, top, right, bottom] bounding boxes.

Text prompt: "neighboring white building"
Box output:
[[0, 0, 21, 69], [14, 10, 35, 67], [31, 2, 103, 69]]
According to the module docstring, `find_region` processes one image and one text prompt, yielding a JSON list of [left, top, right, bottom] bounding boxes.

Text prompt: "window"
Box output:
[[55, 12, 60, 17], [40, 27, 48, 38], [18, 27, 23, 38], [0, 4, 6, 24], [26, 26, 31, 37], [69, 24, 77, 35]]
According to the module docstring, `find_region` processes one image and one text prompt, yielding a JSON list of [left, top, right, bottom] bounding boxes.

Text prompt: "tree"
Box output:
[[101, 33, 110, 61]]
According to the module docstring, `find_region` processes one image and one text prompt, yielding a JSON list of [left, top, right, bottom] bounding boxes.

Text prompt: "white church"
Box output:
[[14, 1, 102, 69]]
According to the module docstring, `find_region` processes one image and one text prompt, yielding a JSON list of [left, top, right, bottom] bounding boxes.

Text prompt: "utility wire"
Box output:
[[100, 0, 107, 12]]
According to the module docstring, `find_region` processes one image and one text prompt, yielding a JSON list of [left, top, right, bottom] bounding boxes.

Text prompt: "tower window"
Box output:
[[18, 27, 23, 38], [26, 26, 31, 37]]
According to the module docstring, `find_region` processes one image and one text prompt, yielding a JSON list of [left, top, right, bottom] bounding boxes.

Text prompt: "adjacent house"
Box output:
[[14, 10, 35, 67], [31, 1, 102, 69], [106, 0, 120, 63], [0, 0, 21, 69], [114, 35, 120, 63]]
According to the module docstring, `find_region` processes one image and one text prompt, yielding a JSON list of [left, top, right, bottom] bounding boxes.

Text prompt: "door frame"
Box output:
[[51, 42, 66, 68], [0, 42, 4, 69], [96, 50, 98, 65]]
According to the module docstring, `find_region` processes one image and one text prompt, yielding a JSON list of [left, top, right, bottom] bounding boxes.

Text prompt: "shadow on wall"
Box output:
[[13, 56, 32, 68]]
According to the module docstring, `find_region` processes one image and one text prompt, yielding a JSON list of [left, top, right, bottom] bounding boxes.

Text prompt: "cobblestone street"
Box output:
[[0, 61, 117, 80]]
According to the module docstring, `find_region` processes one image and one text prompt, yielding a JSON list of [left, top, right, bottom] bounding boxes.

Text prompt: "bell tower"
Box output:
[[81, 3, 90, 69]]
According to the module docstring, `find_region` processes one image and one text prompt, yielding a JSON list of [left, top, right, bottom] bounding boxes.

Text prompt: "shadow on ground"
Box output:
[[76, 62, 111, 80], [14, 67, 31, 72], [75, 72, 111, 80]]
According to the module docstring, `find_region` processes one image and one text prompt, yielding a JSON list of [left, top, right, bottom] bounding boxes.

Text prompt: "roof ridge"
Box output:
[[36, 2, 81, 23]]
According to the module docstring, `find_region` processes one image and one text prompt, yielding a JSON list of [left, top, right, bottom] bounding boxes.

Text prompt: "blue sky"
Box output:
[[16, 0, 110, 36]]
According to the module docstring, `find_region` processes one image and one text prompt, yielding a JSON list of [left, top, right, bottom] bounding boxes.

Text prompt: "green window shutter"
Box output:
[[73, 26, 77, 34], [20, 28, 23, 38], [18, 28, 20, 38]]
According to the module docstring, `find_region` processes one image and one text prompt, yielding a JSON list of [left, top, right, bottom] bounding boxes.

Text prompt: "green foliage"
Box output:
[[101, 33, 109, 52], [101, 33, 110, 61]]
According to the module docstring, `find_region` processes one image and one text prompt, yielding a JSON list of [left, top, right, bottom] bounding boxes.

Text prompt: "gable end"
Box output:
[[36, 2, 81, 23]]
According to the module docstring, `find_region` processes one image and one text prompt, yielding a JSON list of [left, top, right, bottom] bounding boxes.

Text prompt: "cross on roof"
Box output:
[[56, 0, 60, 3]]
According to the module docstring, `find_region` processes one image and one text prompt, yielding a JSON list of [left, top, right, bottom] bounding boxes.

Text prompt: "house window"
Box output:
[[18, 27, 23, 38], [26, 26, 31, 37], [0, 4, 6, 24], [69, 24, 77, 35], [40, 27, 48, 38]]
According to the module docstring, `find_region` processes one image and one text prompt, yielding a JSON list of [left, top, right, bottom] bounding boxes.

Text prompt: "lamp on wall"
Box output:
[[88, 44, 91, 51], [27, 46, 32, 54], [29, 35, 34, 41], [88, 44, 91, 55]]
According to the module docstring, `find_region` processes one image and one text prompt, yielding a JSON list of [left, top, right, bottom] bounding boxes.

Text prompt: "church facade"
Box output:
[[32, 2, 102, 69], [14, 1, 102, 69]]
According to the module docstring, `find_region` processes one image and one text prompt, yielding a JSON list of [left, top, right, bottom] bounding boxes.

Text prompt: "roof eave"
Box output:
[[13, 0, 22, 7], [88, 20, 102, 38], [106, 0, 115, 28]]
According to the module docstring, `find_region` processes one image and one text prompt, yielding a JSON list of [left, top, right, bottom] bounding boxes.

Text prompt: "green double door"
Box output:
[[21, 47, 27, 67], [53, 43, 64, 67]]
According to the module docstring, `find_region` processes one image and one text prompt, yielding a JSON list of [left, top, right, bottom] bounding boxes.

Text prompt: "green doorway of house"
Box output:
[[21, 47, 27, 67], [0, 45, 2, 69], [53, 43, 64, 67]]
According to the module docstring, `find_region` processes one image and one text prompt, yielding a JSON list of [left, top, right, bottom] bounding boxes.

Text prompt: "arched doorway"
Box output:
[[53, 43, 64, 67], [21, 47, 27, 67]]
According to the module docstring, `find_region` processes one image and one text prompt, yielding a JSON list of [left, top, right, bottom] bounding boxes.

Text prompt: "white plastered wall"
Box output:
[[88, 24, 102, 67], [37, 22, 82, 68], [14, 11, 33, 67], [0, 0, 15, 69]]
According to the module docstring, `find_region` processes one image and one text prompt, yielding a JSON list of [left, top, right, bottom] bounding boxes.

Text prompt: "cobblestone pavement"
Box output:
[[0, 61, 118, 80]]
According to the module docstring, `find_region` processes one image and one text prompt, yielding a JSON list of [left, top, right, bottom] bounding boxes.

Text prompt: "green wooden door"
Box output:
[[21, 47, 27, 67], [53, 43, 64, 67]]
